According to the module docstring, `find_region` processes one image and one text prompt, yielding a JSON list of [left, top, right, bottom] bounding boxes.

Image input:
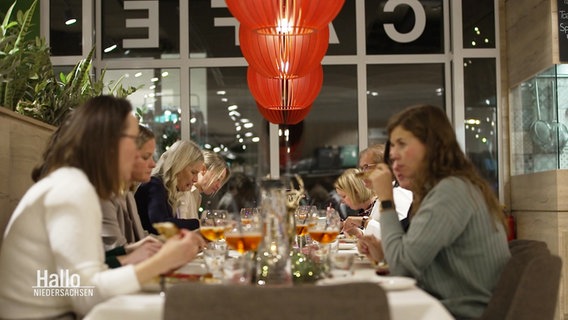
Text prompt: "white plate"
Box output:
[[317, 275, 415, 291], [338, 242, 357, 250], [377, 276, 416, 291]]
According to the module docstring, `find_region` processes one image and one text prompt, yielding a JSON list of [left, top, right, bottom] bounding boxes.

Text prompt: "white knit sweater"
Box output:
[[0, 167, 140, 319]]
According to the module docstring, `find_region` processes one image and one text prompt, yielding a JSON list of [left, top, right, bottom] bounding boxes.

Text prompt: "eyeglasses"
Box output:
[[359, 163, 377, 171], [121, 133, 138, 140]]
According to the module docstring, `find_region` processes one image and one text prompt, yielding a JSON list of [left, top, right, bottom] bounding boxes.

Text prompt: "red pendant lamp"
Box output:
[[256, 102, 313, 125], [239, 25, 329, 79], [226, 0, 345, 30], [247, 65, 323, 110]]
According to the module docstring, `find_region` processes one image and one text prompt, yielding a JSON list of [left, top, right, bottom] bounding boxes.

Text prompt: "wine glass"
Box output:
[[307, 207, 341, 275], [224, 211, 263, 255], [308, 207, 341, 245], [240, 207, 261, 226], [200, 209, 229, 248], [294, 205, 316, 249]]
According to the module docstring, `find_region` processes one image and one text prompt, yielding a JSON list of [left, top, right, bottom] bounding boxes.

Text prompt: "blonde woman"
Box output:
[[335, 168, 376, 234], [135, 140, 204, 234], [178, 150, 231, 219]]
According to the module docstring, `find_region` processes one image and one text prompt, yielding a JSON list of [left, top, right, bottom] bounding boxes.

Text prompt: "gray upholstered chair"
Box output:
[[164, 282, 390, 320], [478, 239, 562, 320]]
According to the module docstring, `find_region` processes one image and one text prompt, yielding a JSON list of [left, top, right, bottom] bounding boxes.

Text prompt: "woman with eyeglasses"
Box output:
[[0, 96, 204, 319], [342, 144, 412, 239]]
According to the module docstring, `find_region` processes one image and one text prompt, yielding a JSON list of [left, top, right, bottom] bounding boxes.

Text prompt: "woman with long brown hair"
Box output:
[[0, 96, 204, 319], [359, 104, 510, 319]]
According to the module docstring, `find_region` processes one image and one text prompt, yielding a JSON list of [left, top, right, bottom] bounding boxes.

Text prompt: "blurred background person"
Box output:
[[334, 168, 377, 237], [217, 172, 257, 214], [179, 150, 230, 219], [102, 124, 162, 268], [344, 144, 412, 238], [135, 140, 204, 234]]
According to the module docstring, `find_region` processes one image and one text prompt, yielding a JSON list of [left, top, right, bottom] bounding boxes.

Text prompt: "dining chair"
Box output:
[[478, 239, 562, 320], [164, 282, 391, 320]]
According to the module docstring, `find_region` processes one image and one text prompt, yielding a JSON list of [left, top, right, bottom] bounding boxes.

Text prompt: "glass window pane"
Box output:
[[50, 0, 81, 56], [189, 0, 355, 58], [327, 0, 357, 55], [104, 68, 181, 155], [102, 0, 180, 59], [367, 64, 445, 145], [365, 0, 444, 54], [464, 58, 498, 190], [462, 0, 495, 49], [189, 0, 243, 58], [281, 65, 358, 208], [189, 67, 269, 177]]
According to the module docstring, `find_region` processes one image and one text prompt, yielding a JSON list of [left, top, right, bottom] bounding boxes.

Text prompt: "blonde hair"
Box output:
[[152, 140, 204, 211], [334, 168, 374, 205], [199, 151, 231, 195]]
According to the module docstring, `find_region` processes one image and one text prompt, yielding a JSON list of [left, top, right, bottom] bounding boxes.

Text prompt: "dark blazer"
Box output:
[[135, 176, 200, 234]]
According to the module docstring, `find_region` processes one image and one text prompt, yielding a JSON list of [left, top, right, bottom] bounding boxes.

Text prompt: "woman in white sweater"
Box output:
[[0, 96, 205, 319]]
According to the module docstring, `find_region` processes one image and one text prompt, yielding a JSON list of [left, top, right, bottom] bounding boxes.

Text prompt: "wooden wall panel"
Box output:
[[510, 170, 568, 211], [506, 0, 555, 87], [0, 108, 54, 249]]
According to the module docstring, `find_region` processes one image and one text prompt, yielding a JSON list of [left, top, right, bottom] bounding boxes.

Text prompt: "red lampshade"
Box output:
[[240, 25, 329, 79], [226, 0, 345, 30], [256, 102, 313, 125], [247, 65, 323, 109]]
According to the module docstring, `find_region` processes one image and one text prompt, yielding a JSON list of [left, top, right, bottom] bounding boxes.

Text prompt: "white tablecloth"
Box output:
[[85, 254, 454, 320]]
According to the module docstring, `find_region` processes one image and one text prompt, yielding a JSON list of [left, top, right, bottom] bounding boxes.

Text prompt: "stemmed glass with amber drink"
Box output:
[[240, 207, 261, 226], [225, 211, 263, 255], [307, 207, 341, 275], [294, 205, 316, 249], [308, 207, 341, 245], [200, 209, 229, 249]]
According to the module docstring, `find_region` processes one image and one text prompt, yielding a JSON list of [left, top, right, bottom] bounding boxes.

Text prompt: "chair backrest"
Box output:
[[479, 239, 562, 320], [164, 282, 391, 320]]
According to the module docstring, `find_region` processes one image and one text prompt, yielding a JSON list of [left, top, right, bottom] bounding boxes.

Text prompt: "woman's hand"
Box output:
[[342, 217, 364, 238], [367, 163, 394, 201], [134, 229, 206, 284], [357, 234, 384, 263], [125, 235, 163, 253], [118, 240, 162, 265]]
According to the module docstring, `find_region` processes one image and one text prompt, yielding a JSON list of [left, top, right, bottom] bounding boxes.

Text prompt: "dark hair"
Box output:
[[32, 95, 133, 199], [384, 104, 506, 228]]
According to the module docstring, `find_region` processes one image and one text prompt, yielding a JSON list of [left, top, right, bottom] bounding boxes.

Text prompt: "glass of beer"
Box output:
[[200, 209, 229, 244], [225, 211, 263, 255], [294, 205, 316, 249], [240, 207, 261, 225], [308, 207, 341, 245]]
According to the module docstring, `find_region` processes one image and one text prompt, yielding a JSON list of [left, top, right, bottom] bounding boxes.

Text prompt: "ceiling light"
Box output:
[[104, 44, 117, 53]]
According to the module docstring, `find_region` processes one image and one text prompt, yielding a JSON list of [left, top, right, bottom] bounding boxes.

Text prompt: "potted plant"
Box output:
[[0, 0, 138, 236]]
